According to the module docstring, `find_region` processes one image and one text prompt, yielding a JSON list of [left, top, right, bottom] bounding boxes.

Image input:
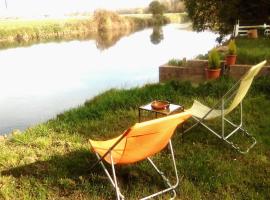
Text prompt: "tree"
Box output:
[[149, 1, 166, 16], [183, 0, 270, 35], [149, 1, 167, 24]]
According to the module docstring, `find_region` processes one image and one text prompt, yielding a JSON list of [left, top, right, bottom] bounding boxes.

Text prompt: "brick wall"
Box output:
[[228, 64, 270, 79], [159, 60, 270, 82]]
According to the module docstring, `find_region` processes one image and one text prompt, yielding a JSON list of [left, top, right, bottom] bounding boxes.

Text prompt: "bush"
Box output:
[[168, 58, 187, 66], [208, 49, 221, 69], [228, 40, 237, 55], [93, 10, 125, 32]]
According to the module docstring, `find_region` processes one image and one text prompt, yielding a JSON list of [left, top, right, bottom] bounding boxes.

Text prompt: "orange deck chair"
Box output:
[[89, 112, 191, 200]]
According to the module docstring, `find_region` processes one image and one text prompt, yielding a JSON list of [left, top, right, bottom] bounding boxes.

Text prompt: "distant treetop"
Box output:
[[148, 1, 166, 16]]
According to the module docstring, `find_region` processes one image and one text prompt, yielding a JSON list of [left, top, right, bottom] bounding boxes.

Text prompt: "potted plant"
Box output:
[[248, 29, 258, 39], [205, 48, 221, 79], [226, 40, 237, 65]]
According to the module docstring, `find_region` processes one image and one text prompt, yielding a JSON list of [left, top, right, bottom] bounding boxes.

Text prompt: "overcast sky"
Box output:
[[0, 0, 153, 17]]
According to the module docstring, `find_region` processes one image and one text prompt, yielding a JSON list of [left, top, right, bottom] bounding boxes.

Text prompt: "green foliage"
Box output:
[[253, 76, 270, 97], [183, 0, 270, 35], [93, 10, 127, 32], [208, 48, 221, 69], [168, 58, 187, 66], [149, 1, 166, 16], [148, 1, 167, 25], [228, 40, 237, 55]]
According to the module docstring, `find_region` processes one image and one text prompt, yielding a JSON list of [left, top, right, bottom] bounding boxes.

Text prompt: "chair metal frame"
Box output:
[[184, 78, 256, 154], [94, 139, 179, 200]]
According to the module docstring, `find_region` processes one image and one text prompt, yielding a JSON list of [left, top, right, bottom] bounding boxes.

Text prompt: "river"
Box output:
[[0, 23, 219, 134]]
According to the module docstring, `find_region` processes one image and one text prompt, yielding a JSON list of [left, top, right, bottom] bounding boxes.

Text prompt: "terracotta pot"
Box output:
[[248, 29, 258, 39], [226, 55, 237, 65], [205, 68, 221, 80]]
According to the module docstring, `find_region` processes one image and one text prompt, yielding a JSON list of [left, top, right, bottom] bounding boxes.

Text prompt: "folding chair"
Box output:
[[89, 112, 191, 200], [185, 60, 267, 154]]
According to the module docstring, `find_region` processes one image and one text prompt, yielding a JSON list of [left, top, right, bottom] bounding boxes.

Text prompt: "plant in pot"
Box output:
[[226, 40, 237, 66], [206, 48, 221, 79]]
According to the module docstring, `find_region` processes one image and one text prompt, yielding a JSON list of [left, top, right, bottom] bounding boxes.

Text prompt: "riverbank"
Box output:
[[0, 12, 187, 50], [0, 77, 269, 199]]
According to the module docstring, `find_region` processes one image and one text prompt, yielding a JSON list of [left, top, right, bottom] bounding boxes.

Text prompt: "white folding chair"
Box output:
[[185, 60, 267, 153]]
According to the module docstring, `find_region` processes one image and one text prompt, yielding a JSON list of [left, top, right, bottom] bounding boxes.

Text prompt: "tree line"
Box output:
[[183, 0, 270, 35]]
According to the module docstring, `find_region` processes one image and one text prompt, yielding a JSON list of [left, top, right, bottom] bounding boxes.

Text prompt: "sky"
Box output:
[[0, 0, 153, 17]]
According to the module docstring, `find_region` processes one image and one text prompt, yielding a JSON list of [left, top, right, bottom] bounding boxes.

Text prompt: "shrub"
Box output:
[[168, 58, 187, 66], [208, 48, 221, 69], [93, 10, 126, 32], [228, 40, 237, 55]]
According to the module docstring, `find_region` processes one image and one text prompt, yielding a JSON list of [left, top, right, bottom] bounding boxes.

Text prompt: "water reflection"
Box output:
[[150, 26, 164, 45], [96, 29, 131, 50], [0, 24, 219, 134]]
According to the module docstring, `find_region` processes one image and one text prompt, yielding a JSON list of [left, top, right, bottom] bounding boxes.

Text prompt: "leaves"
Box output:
[[183, 0, 270, 35]]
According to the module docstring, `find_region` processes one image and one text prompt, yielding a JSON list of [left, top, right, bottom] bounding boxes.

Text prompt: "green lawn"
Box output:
[[235, 37, 270, 64], [196, 37, 270, 65], [0, 76, 269, 199]]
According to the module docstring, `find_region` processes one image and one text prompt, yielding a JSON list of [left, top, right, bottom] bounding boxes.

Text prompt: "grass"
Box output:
[[0, 76, 270, 199], [195, 37, 270, 65], [0, 18, 96, 48], [236, 37, 270, 64]]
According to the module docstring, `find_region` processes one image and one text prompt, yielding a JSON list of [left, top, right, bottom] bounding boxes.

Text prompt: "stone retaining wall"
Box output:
[[159, 60, 270, 82]]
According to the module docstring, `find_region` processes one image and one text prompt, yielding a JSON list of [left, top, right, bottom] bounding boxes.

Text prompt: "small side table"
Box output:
[[138, 102, 184, 122]]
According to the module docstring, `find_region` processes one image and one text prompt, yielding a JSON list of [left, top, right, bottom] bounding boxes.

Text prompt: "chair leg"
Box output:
[[147, 158, 176, 199], [223, 127, 257, 154], [95, 153, 125, 199], [140, 140, 179, 200], [110, 154, 122, 200], [189, 116, 257, 154]]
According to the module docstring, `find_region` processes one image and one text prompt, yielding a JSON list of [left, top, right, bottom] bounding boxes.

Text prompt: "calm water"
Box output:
[[0, 23, 218, 134]]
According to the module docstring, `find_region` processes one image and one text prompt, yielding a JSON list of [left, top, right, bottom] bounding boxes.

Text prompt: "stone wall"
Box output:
[[159, 60, 208, 83], [159, 60, 270, 82]]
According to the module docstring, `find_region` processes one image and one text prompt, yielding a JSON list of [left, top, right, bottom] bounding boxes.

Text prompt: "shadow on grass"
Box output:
[[1, 150, 100, 179], [1, 149, 168, 198]]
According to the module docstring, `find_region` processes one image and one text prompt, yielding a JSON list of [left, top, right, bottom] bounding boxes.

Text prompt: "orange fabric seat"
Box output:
[[89, 112, 191, 164]]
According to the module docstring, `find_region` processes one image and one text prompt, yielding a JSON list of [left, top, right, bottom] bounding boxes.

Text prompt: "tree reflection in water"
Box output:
[[150, 26, 164, 45], [95, 29, 131, 50]]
